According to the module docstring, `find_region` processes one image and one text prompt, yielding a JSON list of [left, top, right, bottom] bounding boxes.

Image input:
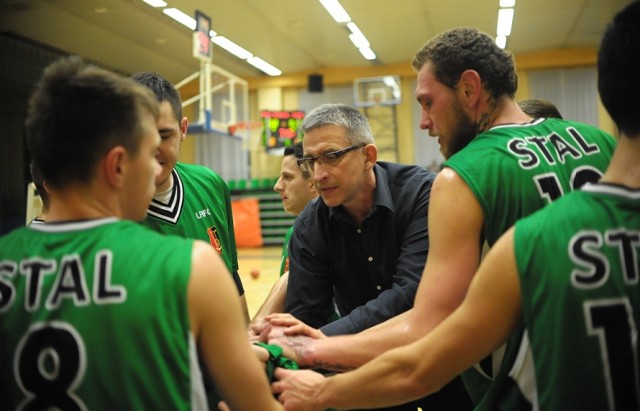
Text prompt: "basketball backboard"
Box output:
[[354, 75, 401, 107]]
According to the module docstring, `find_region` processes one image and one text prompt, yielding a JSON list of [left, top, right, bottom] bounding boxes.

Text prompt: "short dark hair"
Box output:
[[284, 141, 310, 179], [25, 56, 159, 189], [412, 27, 517, 100], [518, 99, 563, 119], [131, 71, 183, 122], [284, 141, 304, 159], [598, 0, 640, 137]]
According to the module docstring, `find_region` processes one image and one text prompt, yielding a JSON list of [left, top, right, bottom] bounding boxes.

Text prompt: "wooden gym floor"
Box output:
[[237, 246, 283, 317]]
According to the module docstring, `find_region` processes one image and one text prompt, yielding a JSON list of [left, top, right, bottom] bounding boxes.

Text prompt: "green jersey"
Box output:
[[446, 118, 616, 246], [515, 183, 640, 410], [444, 118, 616, 409], [0, 219, 207, 410], [142, 162, 242, 407], [280, 226, 294, 276], [143, 162, 239, 275]]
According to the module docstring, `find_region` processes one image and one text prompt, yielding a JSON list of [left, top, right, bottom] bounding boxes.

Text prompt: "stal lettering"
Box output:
[[507, 127, 600, 169], [570, 229, 640, 289], [0, 251, 127, 313]]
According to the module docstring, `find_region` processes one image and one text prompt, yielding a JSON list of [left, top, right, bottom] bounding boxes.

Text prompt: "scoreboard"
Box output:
[[261, 110, 304, 152]]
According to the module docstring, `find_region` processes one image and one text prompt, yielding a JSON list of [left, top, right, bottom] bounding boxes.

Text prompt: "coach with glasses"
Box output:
[[280, 103, 471, 411]]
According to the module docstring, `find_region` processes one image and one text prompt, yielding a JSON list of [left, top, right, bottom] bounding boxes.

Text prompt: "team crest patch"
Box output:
[[207, 226, 223, 254]]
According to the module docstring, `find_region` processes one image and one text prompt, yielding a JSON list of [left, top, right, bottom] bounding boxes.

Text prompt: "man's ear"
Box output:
[[103, 146, 127, 188], [363, 144, 378, 170], [459, 69, 482, 107], [180, 116, 188, 142]]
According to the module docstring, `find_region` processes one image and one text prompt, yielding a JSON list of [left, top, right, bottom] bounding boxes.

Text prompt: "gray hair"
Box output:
[[301, 104, 374, 145]]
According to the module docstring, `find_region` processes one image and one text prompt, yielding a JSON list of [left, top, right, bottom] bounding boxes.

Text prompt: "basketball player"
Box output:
[[268, 27, 617, 409], [273, 3, 638, 408], [248, 142, 318, 341], [0, 56, 283, 411], [131, 72, 250, 325], [274, 142, 318, 276]]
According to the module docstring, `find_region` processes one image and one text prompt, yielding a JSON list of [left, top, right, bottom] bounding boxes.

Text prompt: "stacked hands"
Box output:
[[244, 313, 329, 411]]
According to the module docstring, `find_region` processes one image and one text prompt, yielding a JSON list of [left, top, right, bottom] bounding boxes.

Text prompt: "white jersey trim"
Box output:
[[27, 218, 119, 232], [189, 333, 209, 411], [146, 168, 185, 224], [489, 118, 546, 131], [582, 182, 640, 199], [508, 331, 539, 410]]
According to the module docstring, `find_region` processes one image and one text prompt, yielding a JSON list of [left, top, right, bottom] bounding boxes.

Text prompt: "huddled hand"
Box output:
[[266, 313, 326, 340], [272, 368, 327, 411], [251, 342, 270, 363], [265, 314, 324, 367], [248, 316, 272, 343]]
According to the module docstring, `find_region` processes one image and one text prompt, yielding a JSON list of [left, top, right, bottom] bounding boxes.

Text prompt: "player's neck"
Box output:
[[600, 135, 640, 189], [486, 98, 531, 130], [45, 184, 121, 222], [155, 172, 174, 193]]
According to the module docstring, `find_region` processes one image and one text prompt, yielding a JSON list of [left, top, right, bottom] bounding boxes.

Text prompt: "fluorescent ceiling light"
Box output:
[[247, 56, 282, 76], [143, 0, 166, 7], [347, 23, 369, 48], [349, 33, 369, 48], [497, 8, 514, 36], [358, 46, 376, 60], [212, 36, 253, 60], [163, 8, 196, 30], [500, 0, 516, 7], [319, 0, 351, 23], [495, 35, 507, 49], [347, 22, 363, 36], [157, 5, 282, 76]]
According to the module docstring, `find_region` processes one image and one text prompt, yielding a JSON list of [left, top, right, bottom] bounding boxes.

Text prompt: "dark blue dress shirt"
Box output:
[[285, 161, 435, 336]]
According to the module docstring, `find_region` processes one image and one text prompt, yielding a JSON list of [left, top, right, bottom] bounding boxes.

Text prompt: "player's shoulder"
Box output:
[[175, 162, 226, 186], [190, 239, 228, 279], [546, 118, 616, 142], [175, 161, 216, 176], [115, 220, 191, 244], [433, 167, 465, 189], [0, 225, 30, 246]]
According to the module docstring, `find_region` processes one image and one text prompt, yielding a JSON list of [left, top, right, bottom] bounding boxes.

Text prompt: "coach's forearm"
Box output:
[[304, 310, 425, 371]]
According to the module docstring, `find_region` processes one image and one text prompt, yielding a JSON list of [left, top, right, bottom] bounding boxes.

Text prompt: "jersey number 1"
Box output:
[[585, 298, 640, 410], [534, 166, 602, 203]]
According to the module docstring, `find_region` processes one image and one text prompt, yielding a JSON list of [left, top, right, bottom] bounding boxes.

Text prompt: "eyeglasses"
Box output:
[[297, 144, 366, 173]]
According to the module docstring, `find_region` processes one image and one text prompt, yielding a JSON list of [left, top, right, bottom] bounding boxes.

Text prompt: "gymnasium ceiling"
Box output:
[[0, 0, 630, 86]]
